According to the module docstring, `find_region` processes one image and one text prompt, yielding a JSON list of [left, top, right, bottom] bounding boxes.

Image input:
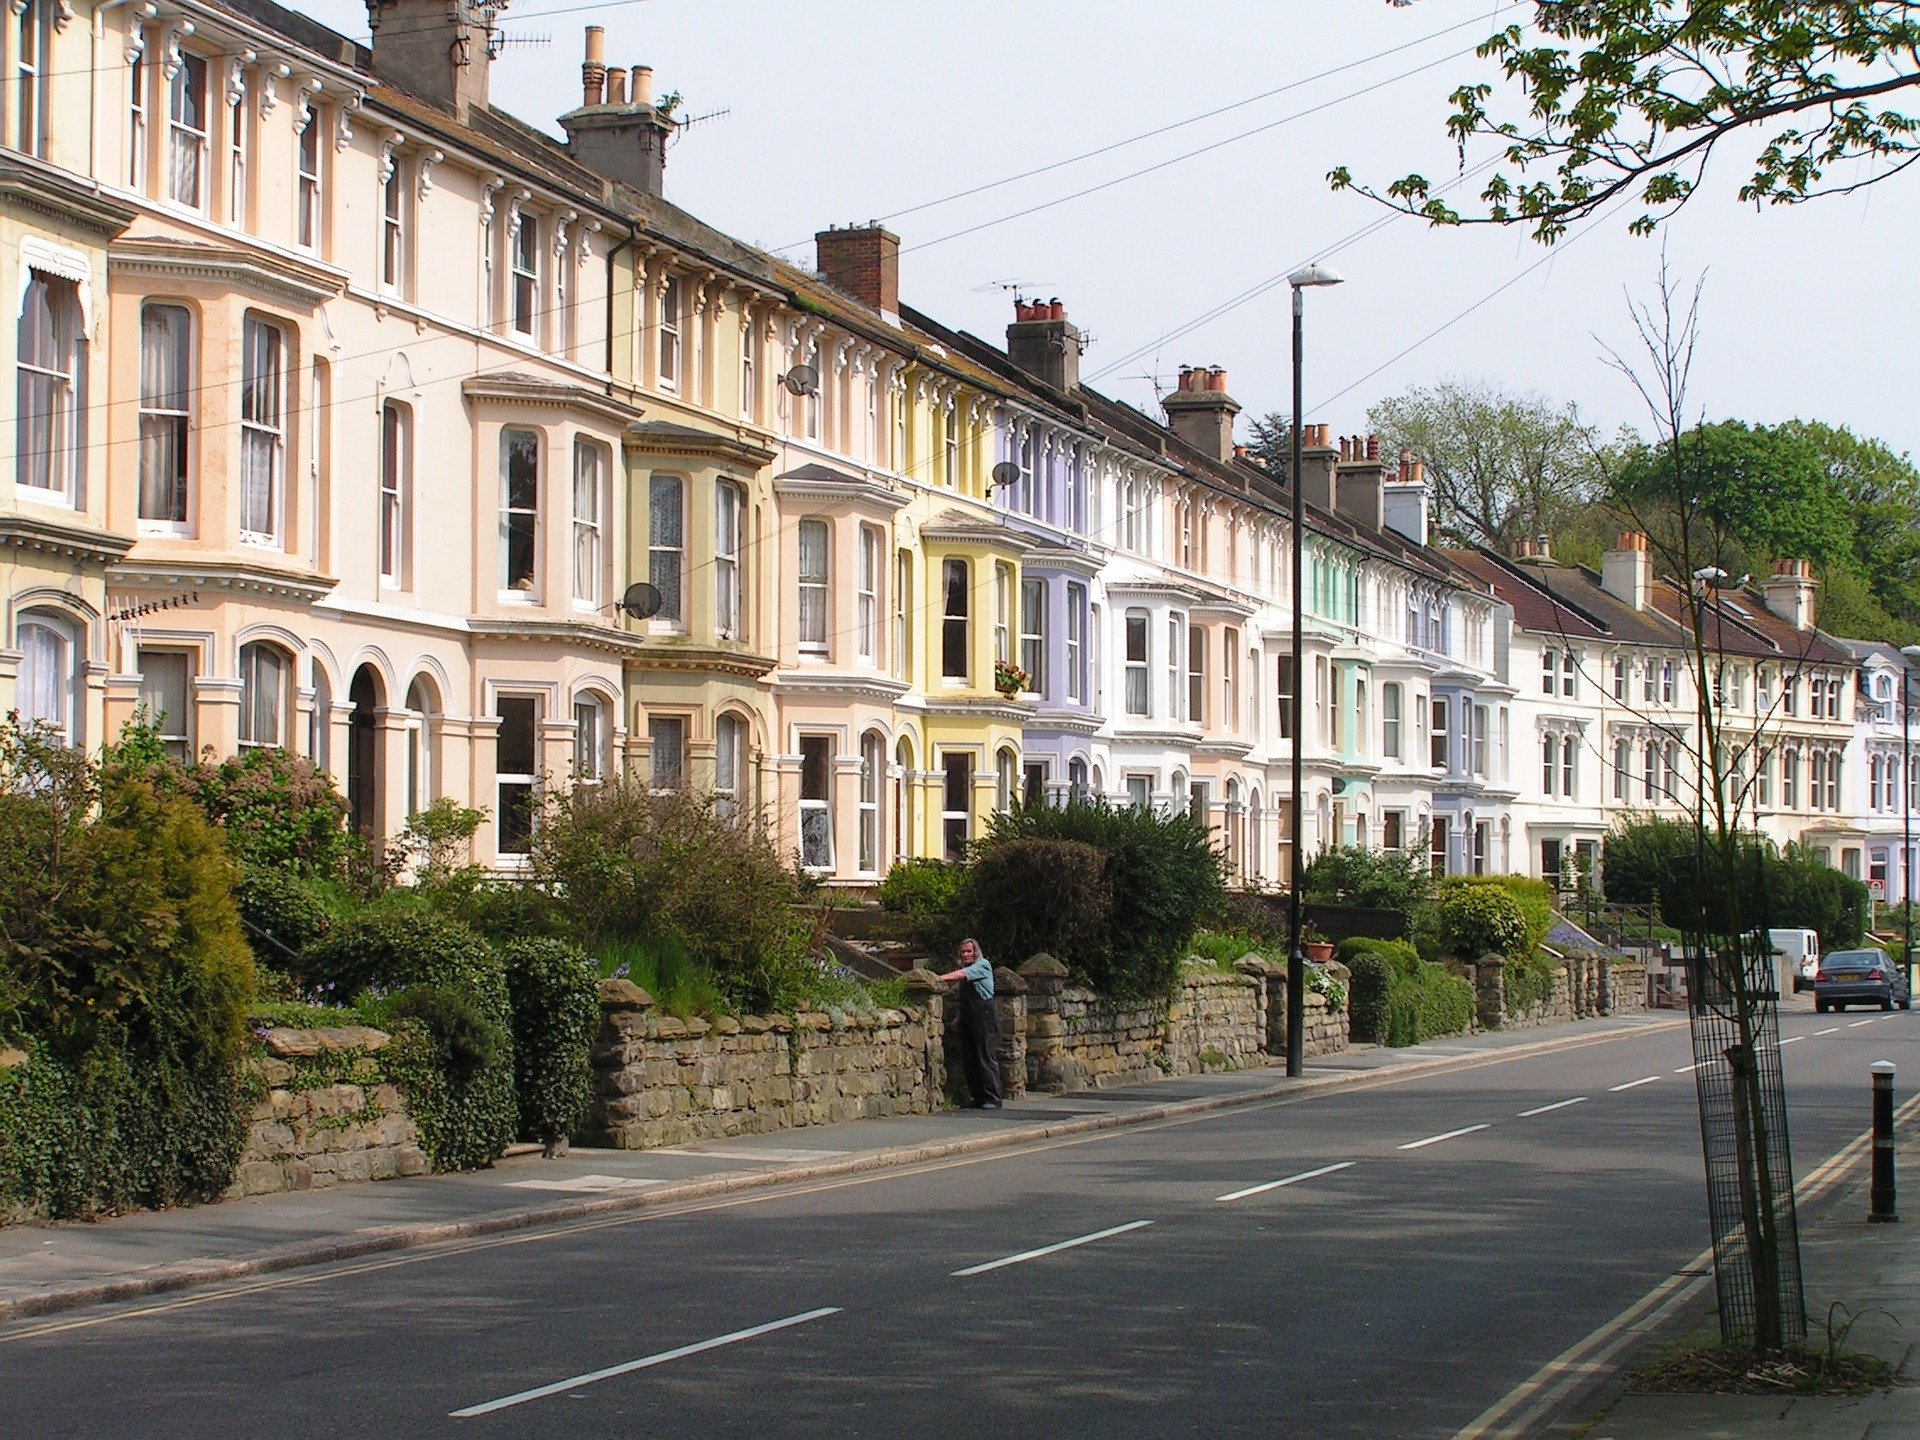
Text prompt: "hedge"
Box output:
[[1336, 936, 1472, 1047], [302, 908, 516, 1171], [503, 938, 600, 1151], [954, 838, 1113, 975], [1435, 880, 1530, 962]]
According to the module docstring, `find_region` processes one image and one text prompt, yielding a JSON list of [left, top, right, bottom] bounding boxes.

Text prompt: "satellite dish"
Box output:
[[618, 581, 663, 621], [781, 364, 819, 397], [990, 461, 1020, 489]]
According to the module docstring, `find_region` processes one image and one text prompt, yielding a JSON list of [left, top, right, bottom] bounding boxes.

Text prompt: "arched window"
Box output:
[[1248, 788, 1264, 881], [16, 612, 78, 744], [406, 676, 440, 815], [715, 712, 746, 823], [995, 746, 1018, 814], [1067, 755, 1089, 803], [858, 730, 885, 873], [571, 692, 606, 790], [238, 642, 290, 749], [309, 662, 332, 772], [893, 735, 914, 860]]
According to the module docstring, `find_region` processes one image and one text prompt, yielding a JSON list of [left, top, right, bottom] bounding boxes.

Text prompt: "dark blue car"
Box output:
[[1815, 948, 1912, 1014]]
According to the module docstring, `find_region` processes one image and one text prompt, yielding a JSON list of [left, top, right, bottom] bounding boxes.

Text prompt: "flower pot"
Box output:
[[1304, 941, 1335, 963]]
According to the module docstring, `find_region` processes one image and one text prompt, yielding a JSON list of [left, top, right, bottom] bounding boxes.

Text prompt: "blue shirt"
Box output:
[[959, 954, 994, 998]]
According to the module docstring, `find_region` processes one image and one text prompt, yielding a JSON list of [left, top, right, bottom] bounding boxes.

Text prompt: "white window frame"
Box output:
[[858, 730, 883, 873], [136, 646, 193, 762], [1019, 575, 1046, 695], [715, 480, 743, 639], [295, 116, 322, 251], [16, 272, 84, 506], [15, 1, 51, 158], [238, 314, 286, 545], [1125, 610, 1149, 717], [138, 302, 193, 531], [1383, 682, 1402, 759], [799, 733, 834, 870], [715, 712, 745, 822], [893, 549, 912, 680], [798, 517, 830, 657], [658, 274, 682, 390], [648, 714, 687, 792], [572, 439, 606, 609], [380, 158, 406, 294], [856, 525, 879, 664], [941, 557, 970, 681], [1065, 583, 1085, 704], [572, 696, 606, 788], [379, 399, 410, 586], [499, 427, 541, 597], [494, 695, 540, 858], [167, 51, 209, 210], [238, 641, 289, 750], [512, 214, 539, 337], [16, 612, 77, 744]]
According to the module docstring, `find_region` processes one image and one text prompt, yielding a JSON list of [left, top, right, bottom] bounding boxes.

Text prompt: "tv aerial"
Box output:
[[781, 364, 820, 397], [616, 581, 663, 621]]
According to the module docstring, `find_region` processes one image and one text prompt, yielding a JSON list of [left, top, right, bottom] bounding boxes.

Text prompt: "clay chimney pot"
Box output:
[[632, 65, 653, 106], [605, 67, 627, 105]]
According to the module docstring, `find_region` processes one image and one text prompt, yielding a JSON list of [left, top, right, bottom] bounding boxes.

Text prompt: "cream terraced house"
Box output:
[[55, 0, 634, 862]]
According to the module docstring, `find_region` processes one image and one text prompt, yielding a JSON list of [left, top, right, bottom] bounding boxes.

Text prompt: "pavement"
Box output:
[[0, 1013, 1679, 1325], [1552, 1119, 1920, 1440]]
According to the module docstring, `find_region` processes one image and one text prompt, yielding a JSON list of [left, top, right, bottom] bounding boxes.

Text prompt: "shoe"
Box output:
[[980, 1101, 1002, 1110]]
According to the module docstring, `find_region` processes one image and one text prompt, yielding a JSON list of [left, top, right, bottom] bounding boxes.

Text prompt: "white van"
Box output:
[[1771, 928, 1821, 994]]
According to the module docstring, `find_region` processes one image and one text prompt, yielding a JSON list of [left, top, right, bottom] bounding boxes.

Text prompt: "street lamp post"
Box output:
[[1285, 263, 1343, 1079], [1901, 645, 1920, 990]]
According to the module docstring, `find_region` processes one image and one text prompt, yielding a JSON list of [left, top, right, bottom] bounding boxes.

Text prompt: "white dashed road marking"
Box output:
[[952, 1220, 1155, 1277], [450, 1308, 843, 1416], [1399, 1124, 1491, 1151], [1518, 1097, 1588, 1118], [1609, 1076, 1661, 1093], [1217, 1161, 1357, 1202]]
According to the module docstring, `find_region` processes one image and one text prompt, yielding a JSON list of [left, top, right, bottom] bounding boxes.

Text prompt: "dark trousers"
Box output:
[[958, 984, 1003, 1106]]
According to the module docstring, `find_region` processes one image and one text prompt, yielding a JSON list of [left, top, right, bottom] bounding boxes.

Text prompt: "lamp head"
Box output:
[[1288, 263, 1344, 290]]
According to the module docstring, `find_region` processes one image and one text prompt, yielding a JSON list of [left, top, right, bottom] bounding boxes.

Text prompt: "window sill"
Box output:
[[238, 532, 285, 550], [15, 487, 76, 510]]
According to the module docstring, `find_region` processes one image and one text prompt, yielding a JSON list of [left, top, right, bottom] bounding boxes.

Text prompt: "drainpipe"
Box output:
[[604, 227, 634, 397]]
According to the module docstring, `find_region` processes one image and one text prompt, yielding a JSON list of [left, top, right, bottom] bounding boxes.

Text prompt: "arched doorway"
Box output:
[[347, 665, 383, 839]]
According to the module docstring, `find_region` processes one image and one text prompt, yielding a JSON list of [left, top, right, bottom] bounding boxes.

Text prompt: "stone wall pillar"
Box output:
[[1474, 954, 1505, 1032], [1234, 954, 1287, 1056], [901, 968, 948, 1104], [1597, 954, 1614, 1015], [1019, 953, 1069, 1093], [993, 966, 1028, 1101]]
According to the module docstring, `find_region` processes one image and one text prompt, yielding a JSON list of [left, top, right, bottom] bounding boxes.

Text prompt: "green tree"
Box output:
[[1362, 378, 1601, 547], [1337, 4, 1920, 241], [1608, 419, 1853, 569]]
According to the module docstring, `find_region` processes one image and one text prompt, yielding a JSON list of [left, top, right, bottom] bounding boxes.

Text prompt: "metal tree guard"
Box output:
[[1681, 920, 1805, 1348]]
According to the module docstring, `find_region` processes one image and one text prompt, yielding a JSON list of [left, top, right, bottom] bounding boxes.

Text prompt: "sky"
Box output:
[[292, 0, 1920, 459]]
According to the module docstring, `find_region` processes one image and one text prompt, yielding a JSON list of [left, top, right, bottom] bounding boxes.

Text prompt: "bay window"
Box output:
[[798, 518, 829, 656], [500, 428, 540, 594], [17, 273, 84, 503], [239, 316, 285, 543], [138, 304, 192, 527]]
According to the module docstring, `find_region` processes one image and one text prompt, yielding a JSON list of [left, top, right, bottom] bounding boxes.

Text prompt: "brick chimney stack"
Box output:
[[1163, 366, 1241, 464], [1333, 431, 1388, 530], [814, 224, 901, 323], [558, 26, 675, 196], [1761, 558, 1818, 630], [1383, 449, 1429, 546], [1005, 296, 1084, 394], [364, 0, 500, 120]]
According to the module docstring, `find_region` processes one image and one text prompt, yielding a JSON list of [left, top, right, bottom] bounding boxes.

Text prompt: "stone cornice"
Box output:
[[623, 645, 779, 679], [0, 510, 133, 566], [468, 617, 650, 657], [108, 555, 338, 603], [1026, 709, 1104, 737], [0, 159, 137, 240], [920, 696, 1038, 724], [1019, 544, 1105, 579], [772, 469, 909, 514], [770, 671, 914, 703], [110, 234, 345, 309], [625, 423, 776, 470], [463, 374, 643, 428]]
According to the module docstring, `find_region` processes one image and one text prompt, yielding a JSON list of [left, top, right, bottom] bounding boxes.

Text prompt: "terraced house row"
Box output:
[[4, 0, 1914, 899]]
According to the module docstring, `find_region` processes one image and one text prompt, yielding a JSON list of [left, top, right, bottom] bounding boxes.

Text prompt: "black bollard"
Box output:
[[1870, 1060, 1899, 1224]]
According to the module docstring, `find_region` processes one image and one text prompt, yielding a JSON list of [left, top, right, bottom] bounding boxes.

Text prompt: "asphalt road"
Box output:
[[7, 1005, 1915, 1440]]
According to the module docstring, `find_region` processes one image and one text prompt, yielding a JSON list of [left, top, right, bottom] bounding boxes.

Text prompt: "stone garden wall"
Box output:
[[226, 1026, 427, 1199], [584, 980, 943, 1150], [1475, 954, 1653, 1032]]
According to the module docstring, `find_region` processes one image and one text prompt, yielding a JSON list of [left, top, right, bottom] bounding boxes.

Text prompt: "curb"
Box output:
[[0, 1014, 1684, 1327]]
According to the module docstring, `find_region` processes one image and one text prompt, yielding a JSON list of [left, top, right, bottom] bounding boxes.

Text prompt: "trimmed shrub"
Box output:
[[1385, 963, 1476, 1047], [1435, 880, 1530, 962], [303, 909, 515, 1171], [529, 780, 815, 1013], [234, 865, 334, 971], [1303, 844, 1433, 912], [954, 838, 1112, 972], [878, 859, 965, 927], [969, 798, 1225, 1000], [503, 938, 600, 1150], [1347, 953, 1395, 1043]]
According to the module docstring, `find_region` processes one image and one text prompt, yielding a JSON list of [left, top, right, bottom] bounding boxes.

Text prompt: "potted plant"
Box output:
[[1301, 922, 1336, 963], [993, 658, 1031, 698]]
